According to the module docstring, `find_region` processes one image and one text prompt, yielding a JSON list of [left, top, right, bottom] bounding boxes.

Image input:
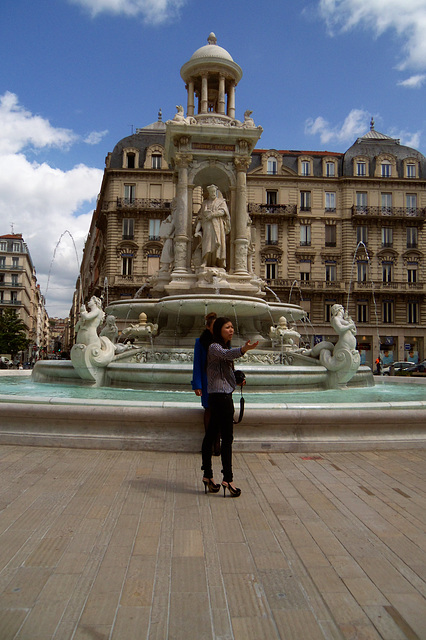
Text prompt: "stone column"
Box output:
[[228, 83, 236, 119], [173, 153, 193, 273], [201, 75, 208, 114], [218, 75, 226, 115], [233, 157, 251, 274], [187, 80, 195, 117]]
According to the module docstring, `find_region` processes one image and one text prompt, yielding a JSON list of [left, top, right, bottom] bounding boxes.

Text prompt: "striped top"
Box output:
[[206, 343, 244, 394]]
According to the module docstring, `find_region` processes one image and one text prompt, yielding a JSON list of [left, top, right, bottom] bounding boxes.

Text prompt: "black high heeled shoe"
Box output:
[[202, 478, 221, 494], [222, 481, 241, 498]]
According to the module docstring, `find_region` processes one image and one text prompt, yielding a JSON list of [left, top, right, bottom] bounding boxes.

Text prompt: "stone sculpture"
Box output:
[[193, 185, 231, 268]]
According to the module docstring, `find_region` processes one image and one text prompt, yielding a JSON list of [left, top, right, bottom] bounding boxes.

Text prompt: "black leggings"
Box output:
[[201, 393, 235, 483]]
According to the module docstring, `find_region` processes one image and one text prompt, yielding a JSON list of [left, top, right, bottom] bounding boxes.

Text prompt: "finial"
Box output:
[[370, 117, 375, 130], [207, 32, 217, 45], [158, 108, 162, 122]]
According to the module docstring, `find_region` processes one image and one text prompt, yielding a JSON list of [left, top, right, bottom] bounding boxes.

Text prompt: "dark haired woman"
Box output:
[[201, 317, 258, 497]]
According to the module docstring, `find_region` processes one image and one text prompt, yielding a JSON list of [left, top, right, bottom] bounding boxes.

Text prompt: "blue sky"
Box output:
[[1, 0, 426, 316]]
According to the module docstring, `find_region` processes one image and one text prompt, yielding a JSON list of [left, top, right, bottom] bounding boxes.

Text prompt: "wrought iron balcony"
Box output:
[[352, 205, 426, 220], [248, 203, 297, 217], [115, 198, 172, 211]]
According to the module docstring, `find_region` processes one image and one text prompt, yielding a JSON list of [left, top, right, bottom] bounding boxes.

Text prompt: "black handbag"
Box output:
[[234, 370, 245, 423]]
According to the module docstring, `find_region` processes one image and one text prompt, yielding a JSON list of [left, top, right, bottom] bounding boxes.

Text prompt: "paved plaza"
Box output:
[[0, 445, 424, 640]]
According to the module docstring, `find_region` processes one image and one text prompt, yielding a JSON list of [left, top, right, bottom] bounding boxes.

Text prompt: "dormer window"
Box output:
[[381, 160, 391, 177], [325, 161, 335, 177], [152, 154, 162, 169], [127, 153, 135, 169], [301, 161, 310, 176], [356, 161, 366, 176], [406, 163, 416, 178], [123, 147, 139, 169], [267, 158, 277, 175]]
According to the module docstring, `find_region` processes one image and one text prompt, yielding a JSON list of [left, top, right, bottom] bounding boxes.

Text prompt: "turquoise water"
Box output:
[[0, 375, 425, 406]]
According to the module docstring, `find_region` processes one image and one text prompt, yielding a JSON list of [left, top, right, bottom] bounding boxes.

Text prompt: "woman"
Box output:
[[201, 317, 258, 497]]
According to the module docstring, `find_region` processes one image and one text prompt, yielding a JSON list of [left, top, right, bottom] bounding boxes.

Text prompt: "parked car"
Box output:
[[382, 361, 412, 376], [404, 360, 426, 376]]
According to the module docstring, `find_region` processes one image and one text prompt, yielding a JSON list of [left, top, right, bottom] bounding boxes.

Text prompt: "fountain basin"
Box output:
[[1, 372, 425, 452]]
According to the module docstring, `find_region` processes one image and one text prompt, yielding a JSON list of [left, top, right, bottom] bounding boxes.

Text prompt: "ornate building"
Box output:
[[76, 35, 426, 368], [0, 233, 50, 359]]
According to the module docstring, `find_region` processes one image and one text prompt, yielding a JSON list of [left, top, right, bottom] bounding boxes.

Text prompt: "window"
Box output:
[[407, 227, 418, 249], [11, 274, 18, 286], [408, 302, 419, 324], [356, 192, 367, 212], [325, 302, 335, 322], [325, 192, 336, 211], [382, 262, 392, 283], [266, 190, 277, 206], [357, 262, 368, 282], [301, 161, 310, 176], [122, 256, 133, 276], [357, 302, 368, 323], [381, 193, 392, 213], [407, 264, 418, 283], [406, 194, 417, 213], [267, 158, 277, 175], [381, 161, 391, 177], [12, 243, 20, 252], [381, 227, 393, 248], [127, 153, 135, 169], [325, 225, 336, 247], [149, 219, 160, 240], [265, 261, 277, 280], [265, 224, 278, 245], [356, 226, 368, 244], [300, 271, 310, 281], [300, 224, 311, 246], [124, 184, 135, 204], [356, 161, 366, 176], [152, 154, 162, 169], [383, 300, 394, 324], [12, 257, 19, 267], [10, 291, 18, 303], [325, 263, 336, 282], [326, 162, 335, 177], [406, 163, 416, 178], [0, 241, 7, 251], [122, 218, 134, 240], [300, 191, 311, 211], [0, 257, 5, 268]]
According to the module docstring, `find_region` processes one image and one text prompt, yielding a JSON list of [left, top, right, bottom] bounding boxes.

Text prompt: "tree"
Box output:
[[0, 309, 30, 357]]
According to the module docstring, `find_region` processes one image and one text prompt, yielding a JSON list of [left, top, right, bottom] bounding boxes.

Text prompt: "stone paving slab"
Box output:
[[0, 446, 424, 640]]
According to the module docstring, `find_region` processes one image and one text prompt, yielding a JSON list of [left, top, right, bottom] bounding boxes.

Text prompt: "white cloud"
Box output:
[[0, 91, 77, 154], [318, 0, 426, 81], [305, 108, 369, 144], [69, 0, 186, 23], [397, 74, 426, 89], [84, 130, 109, 145], [0, 92, 103, 317]]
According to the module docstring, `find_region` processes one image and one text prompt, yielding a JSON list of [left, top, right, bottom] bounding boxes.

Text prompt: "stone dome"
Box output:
[[189, 32, 234, 62]]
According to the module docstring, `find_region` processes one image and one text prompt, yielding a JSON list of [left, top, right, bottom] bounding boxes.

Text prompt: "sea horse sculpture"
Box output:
[[298, 304, 360, 387], [71, 296, 115, 385]]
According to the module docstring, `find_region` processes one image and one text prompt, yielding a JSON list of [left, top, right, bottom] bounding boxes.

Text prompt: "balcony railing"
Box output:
[[248, 203, 297, 217], [352, 205, 426, 220], [115, 198, 172, 211]]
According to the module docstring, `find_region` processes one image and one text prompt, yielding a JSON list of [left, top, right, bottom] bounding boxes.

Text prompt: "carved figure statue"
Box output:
[[169, 105, 196, 125], [296, 303, 360, 386], [75, 297, 105, 347], [193, 185, 231, 268], [159, 199, 176, 272], [71, 296, 115, 385], [100, 315, 119, 344], [242, 109, 255, 128], [269, 316, 300, 350], [120, 312, 158, 343]]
